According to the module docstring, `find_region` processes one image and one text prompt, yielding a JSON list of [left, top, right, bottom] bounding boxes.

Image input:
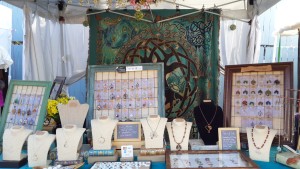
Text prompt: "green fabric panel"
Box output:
[[88, 9, 220, 119]]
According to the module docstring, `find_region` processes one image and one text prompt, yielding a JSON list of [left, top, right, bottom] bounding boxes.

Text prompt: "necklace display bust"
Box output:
[[57, 100, 89, 127], [91, 116, 118, 150], [56, 124, 85, 161], [3, 125, 32, 161], [28, 131, 55, 167], [140, 115, 167, 149], [193, 101, 223, 145], [166, 118, 192, 151], [246, 125, 277, 162]]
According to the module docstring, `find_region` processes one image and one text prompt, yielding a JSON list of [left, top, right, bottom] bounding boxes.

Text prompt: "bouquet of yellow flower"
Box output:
[[47, 94, 75, 125]]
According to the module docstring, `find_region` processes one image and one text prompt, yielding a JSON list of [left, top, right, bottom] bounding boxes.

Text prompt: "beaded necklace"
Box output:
[[251, 126, 270, 149], [171, 120, 187, 151]]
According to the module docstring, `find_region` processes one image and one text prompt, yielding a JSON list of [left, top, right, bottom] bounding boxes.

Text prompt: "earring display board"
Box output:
[[224, 62, 293, 144], [0, 80, 52, 141], [87, 63, 164, 128]]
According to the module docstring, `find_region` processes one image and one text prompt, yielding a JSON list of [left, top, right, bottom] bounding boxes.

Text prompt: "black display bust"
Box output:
[[193, 101, 224, 145]]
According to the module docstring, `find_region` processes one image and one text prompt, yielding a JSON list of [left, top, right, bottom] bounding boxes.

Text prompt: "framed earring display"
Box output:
[[0, 80, 52, 141], [166, 150, 259, 169], [87, 63, 164, 128], [223, 62, 293, 145], [49, 76, 66, 100]]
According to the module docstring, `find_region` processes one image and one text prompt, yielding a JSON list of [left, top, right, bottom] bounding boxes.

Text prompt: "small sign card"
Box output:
[[114, 122, 141, 142], [121, 145, 134, 158], [218, 128, 240, 150]]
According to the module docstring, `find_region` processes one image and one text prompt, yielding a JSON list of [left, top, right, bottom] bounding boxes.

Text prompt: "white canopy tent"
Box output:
[[4, 0, 280, 23], [272, 0, 300, 105], [2, 0, 281, 86]]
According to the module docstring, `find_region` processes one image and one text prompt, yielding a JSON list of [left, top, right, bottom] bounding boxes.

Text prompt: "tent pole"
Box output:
[[109, 10, 153, 23], [204, 10, 249, 23], [164, 0, 244, 9], [148, 5, 155, 23], [156, 11, 201, 23], [87, 10, 106, 16], [296, 29, 300, 113], [163, 0, 249, 23]]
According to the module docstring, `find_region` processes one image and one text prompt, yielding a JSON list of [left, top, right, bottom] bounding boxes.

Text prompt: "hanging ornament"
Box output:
[[134, 11, 144, 20], [230, 24, 236, 30], [83, 16, 89, 27]]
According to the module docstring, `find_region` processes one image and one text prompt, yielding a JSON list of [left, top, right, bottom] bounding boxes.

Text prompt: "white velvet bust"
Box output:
[[166, 118, 192, 151], [91, 116, 118, 150], [140, 115, 167, 149]]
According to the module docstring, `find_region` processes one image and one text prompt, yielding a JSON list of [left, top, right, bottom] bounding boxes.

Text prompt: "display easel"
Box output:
[[112, 122, 143, 158]]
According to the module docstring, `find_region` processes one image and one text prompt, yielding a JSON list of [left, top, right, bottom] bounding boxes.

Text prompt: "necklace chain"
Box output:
[[146, 117, 161, 139], [62, 130, 71, 148], [199, 105, 217, 133], [171, 120, 187, 151], [251, 126, 270, 149], [32, 133, 47, 161]]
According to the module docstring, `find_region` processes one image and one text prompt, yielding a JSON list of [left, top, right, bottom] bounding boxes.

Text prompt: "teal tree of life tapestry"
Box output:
[[89, 9, 220, 120]]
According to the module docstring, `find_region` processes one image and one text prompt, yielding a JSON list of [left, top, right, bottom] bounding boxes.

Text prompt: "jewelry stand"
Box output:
[[0, 126, 32, 168], [57, 100, 89, 127], [166, 118, 192, 151], [27, 131, 55, 167], [193, 100, 223, 145], [246, 125, 277, 162], [88, 116, 118, 164], [138, 115, 167, 162], [56, 124, 85, 161]]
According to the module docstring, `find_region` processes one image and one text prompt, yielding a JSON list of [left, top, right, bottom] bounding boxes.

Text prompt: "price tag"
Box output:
[[126, 66, 143, 71], [121, 145, 134, 158]]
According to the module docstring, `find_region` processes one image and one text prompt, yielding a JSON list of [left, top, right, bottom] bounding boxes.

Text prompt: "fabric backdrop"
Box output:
[[89, 10, 220, 119], [23, 4, 89, 83]]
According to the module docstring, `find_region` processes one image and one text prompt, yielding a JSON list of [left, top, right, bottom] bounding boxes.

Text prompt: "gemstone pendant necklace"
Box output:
[[251, 126, 270, 149], [199, 105, 217, 133], [171, 120, 187, 151], [146, 117, 161, 139], [98, 136, 105, 144]]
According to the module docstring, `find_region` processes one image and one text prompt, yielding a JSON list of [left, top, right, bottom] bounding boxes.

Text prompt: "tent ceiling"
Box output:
[[4, 0, 280, 23]]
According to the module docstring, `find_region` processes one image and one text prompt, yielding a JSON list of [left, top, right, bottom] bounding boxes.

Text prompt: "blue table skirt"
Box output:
[[1, 147, 291, 169]]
